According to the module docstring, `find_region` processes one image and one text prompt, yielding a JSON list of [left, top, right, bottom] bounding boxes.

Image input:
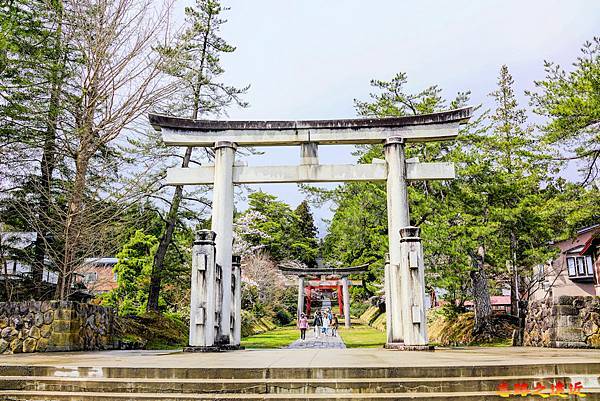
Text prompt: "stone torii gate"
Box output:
[[279, 264, 368, 328], [149, 107, 472, 350]]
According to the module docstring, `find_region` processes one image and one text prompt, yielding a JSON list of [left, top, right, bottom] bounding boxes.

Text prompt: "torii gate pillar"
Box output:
[[341, 276, 351, 328], [384, 138, 408, 345], [384, 137, 430, 350], [211, 141, 237, 343], [297, 276, 305, 317]]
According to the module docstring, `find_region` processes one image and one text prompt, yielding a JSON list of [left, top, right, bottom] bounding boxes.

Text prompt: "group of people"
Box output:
[[297, 308, 339, 340]]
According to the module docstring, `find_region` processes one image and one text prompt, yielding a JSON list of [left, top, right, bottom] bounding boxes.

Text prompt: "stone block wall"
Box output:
[[0, 301, 116, 354], [524, 296, 600, 348]]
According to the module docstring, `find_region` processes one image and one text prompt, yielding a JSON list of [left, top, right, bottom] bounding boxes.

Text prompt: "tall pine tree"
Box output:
[[529, 37, 600, 184], [147, 0, 248, 312], [294, 200, 318, 267]]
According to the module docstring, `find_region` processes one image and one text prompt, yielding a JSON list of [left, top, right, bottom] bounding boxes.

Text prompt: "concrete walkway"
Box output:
[[287, 328, 346, 349]]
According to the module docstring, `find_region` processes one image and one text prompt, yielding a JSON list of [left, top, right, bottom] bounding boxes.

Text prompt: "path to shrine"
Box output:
[[287, 330, 346, 350]]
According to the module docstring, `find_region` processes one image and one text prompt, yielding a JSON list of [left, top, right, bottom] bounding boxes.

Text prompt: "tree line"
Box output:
[[0, 0, 246, 309], [313, 40, 599, 342]]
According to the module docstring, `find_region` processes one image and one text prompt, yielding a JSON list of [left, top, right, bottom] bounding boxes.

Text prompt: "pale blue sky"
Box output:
[[177, 1, 600, 235]]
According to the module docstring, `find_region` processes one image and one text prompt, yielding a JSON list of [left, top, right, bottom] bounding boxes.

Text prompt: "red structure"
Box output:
[[304, 283, 346, 317], [279, 264, 368, 328]]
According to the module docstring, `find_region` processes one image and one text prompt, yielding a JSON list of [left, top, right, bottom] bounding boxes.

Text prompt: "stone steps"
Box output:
[[2, 389, 599, 401], [0, 363, 598, 400], [0, 374, 598, 394], [2, 362, 599, 379]]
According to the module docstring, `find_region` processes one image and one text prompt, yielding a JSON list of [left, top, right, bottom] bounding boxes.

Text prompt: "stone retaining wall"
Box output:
[[0, 301, 116, 354], [524, 296, 600, 348]]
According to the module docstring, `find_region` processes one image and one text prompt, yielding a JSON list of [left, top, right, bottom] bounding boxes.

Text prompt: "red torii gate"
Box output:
[[304, 283, 345, 318], [279, 264, 367, 328]]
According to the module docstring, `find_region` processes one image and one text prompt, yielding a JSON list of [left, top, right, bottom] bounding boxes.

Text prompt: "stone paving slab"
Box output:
[[0, 347, 599, 370], [287, 329, 345, 349]]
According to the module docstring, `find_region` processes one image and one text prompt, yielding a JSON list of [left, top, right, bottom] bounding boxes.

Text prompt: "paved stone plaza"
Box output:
[[1, 348, 598, 399], [0, 346, 598, 369], [287, 330, 346, 349]]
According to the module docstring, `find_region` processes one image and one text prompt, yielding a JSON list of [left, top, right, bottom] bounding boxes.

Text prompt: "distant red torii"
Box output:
[[279, 264, 368, 328]]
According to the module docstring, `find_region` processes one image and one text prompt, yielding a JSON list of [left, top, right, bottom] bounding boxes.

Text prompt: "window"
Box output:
[[534, 264, 546, 283], [586, 255, 594, 275], [567, 257, 576, 276], [83, 272, 97, 283], [566, 255, 595, 279], [577, 257, 585, 275]]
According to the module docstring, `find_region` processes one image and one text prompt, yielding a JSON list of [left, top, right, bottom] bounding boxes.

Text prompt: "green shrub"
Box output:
[[274, 306, 292, 326], [350, 301, 370, 318], [241, 310, 259, 337]]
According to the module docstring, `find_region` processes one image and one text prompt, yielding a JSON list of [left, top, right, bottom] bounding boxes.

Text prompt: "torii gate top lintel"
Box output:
[[149, 107, 473, 147], [279, 264, 368, 278], [149, 107, 472, 132]]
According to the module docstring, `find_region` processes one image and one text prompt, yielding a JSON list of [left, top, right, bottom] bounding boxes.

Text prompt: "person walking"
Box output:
[[322, 310, 330, 336], [331, 313, 339, 337], [314, 311, 323, 338], [298, 313, 309, 340]]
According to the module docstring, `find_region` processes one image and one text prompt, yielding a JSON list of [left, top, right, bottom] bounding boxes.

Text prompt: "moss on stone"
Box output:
[[40, 324, 52, 338], [588, 333, 600, 348], [22, 338, 37, 353], [0, 339, 8, 353], [36, 337, 48, 351]]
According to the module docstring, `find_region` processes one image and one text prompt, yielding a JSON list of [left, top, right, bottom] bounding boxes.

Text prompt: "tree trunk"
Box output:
[[55, 150, 90, 300], [33, 1, 64, 299], [509, 230, 519, 316], [146, 147, 193, 312], [1, 239, 13, 302], [470, 244, 493, 336]]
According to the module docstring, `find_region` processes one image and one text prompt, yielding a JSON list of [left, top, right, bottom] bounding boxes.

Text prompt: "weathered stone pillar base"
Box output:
[[219, 344, 245, 351], [183, 344, 245, 352], [384, 342, 434, 351], [183, 345, 224, 353]]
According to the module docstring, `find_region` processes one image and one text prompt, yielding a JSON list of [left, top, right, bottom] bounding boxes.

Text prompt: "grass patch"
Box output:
[[241, 326, 300, 349], [338, 324, 386, 348]]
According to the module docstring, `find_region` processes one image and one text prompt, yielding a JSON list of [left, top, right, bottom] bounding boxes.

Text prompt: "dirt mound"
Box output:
[[113, 312, 187, 349], [428, 309, 518, 346]]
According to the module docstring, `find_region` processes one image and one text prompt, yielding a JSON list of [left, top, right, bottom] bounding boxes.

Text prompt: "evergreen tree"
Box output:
[[0, 0, 67, 297], [319, 69, 561, 339], [147, 0, 248, 312], [294, 200, 318, 267], [239, 192, 318, 266], [317, 72, 471, 300], [528, 37, 600, 184], [486, 65, 555, 323], [106, 230, 158, 316]]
